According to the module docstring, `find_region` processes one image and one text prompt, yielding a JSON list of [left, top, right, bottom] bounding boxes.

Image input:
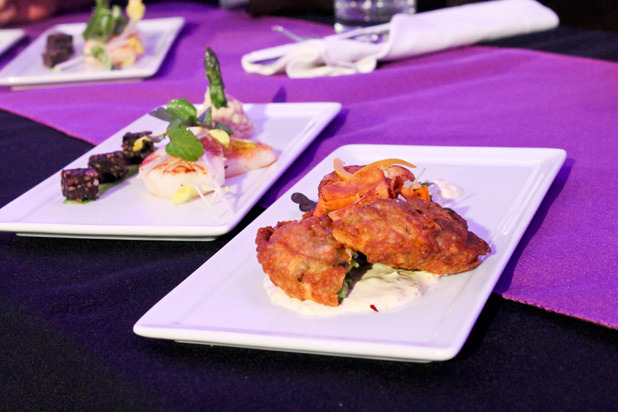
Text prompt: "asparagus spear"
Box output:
[[204, 47, 227, 109]]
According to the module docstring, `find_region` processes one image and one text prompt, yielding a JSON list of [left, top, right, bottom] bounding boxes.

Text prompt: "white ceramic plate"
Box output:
[[133, 144, 566, 362], [0, 102, 341, 240], [0, 29, 24, 57], [0, 18, 183, 87]]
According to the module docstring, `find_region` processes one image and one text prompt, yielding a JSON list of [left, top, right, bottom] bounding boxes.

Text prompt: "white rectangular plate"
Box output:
[[0, 18, 183, 87], [0, 102, 341, 240], [0, 29, 24, 57], [134, 144, 566, 362]]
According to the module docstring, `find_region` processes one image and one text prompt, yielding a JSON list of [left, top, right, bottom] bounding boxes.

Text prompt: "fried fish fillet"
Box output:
[[255, 214, 353, 307], [331, 197, 491, 275]]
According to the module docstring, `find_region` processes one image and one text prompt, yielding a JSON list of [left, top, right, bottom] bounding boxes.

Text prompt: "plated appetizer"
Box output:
[[61, 48, 276, 205], [256, 158, 491, 315], [50, 0, 145, 70]]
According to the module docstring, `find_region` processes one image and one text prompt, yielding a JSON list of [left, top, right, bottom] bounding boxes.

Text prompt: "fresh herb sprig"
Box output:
[[149, 98, 233, 161], [83, 0, 127, 43]]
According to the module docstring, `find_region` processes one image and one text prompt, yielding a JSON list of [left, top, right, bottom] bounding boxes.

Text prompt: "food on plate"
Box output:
[[60, 47, 275, 204], [60, 130, 153, 202], [222, 138, 278, 178], [331, 197, 491, 275], [256, 214, 353, 307], [197, 47, 255, 139], [313, 159, 423, 218], [52, 0, 145, 71], [42, 33, 74, 68], [139, 134, 225, 200], [61, 168, 100, 202], [139, 48, 275, 203], [82, 0, 145, 69], [87, 150, 130, 183], [255, 158, 491, 312], [122, 130, 155, 164]]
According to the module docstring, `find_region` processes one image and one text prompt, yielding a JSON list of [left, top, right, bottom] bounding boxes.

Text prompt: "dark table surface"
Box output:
[[1, 14, 617, 412]]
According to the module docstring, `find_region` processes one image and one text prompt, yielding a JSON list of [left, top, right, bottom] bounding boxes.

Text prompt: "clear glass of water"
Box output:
[[334, 0, 416, 32]]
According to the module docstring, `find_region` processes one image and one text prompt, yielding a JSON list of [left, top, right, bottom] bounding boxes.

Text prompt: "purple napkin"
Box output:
[[0, 2, 616, 329]]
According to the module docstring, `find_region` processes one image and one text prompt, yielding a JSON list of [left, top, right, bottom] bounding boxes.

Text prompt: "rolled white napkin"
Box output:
[[241, 0, 559, 78]]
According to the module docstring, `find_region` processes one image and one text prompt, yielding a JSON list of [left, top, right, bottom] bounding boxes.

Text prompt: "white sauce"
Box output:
[[428, 179, 463, 205], [263, 263, 440, 317]]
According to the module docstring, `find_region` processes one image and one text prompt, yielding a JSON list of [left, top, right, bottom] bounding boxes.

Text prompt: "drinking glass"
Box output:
[[334, 0, 416, 32]]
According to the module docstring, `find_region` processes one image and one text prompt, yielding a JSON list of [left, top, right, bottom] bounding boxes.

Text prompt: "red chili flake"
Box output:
[[370, 304, 379, 312]]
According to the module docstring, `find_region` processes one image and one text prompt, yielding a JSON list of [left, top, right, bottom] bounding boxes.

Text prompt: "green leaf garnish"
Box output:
[[165, 125, 204, 161], [89, 44, 112, 70], [337, 252, 361, 299], [148, 97, 234, 162], [83, 0, 128, 42], [165, 98, 199, 123]]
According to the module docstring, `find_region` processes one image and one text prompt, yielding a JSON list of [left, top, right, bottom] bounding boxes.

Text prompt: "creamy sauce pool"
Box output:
[[264, 264, 440, 317], [428, 179, 463, 204]]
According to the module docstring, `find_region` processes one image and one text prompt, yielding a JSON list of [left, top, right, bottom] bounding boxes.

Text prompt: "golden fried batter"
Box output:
[[313, 164, 416, 217], [255, 214, 353, 306], [331, 198, 491, 275]]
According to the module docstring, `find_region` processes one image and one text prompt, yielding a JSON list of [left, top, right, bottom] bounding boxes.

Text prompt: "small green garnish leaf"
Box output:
[[166, 98, 198, 123], [148, 97, 233, 162], [83, 0, 128, 42], [337, 252, 361, 299], [165, 125, 204, 161], [89, 44, 113, 70]]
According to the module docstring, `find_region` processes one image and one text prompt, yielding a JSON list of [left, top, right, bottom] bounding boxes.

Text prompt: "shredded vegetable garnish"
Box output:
[[333, 157, 416, 181], [333, 158, 353, 180], [354, 158, 416, 176]]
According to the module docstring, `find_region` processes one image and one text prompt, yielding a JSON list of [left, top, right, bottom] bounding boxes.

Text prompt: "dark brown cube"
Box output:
[[61, 168, 100, 202], [88, 151, 129, 183], [122, 131, 155, 164], [42, 32, 74, 68]]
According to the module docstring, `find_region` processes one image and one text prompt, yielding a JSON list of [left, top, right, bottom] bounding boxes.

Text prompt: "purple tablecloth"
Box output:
[[0, 2, 616, 329]]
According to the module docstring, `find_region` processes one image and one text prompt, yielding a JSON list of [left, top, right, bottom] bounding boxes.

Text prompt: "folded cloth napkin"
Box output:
[[241, 0, 559, 78]]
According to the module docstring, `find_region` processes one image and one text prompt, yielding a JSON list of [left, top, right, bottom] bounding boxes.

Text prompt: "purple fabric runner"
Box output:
[[0, 2, 616, 329]]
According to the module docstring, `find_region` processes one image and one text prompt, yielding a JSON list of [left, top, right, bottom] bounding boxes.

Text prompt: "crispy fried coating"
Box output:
[[331, 198, 491, 275], [313, 164, 415, 217], [255, 214, 352, 306]]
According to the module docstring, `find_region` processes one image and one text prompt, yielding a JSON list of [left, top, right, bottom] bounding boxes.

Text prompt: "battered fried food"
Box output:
[[256, 214, 353, 307], [313, 163, 417, 217], [331, 197, 491, 275]]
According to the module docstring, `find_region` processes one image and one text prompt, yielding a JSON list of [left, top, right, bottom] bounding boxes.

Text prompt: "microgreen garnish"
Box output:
[[337, 252, 361, 299], [149, 98, 233, 162], [83, 0, 128, 43], [165, 126, 205, 161], [89, 44, 112, 70]]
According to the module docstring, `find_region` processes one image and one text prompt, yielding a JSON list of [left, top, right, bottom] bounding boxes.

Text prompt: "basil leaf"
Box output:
[[165, 126, 204, 161]]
